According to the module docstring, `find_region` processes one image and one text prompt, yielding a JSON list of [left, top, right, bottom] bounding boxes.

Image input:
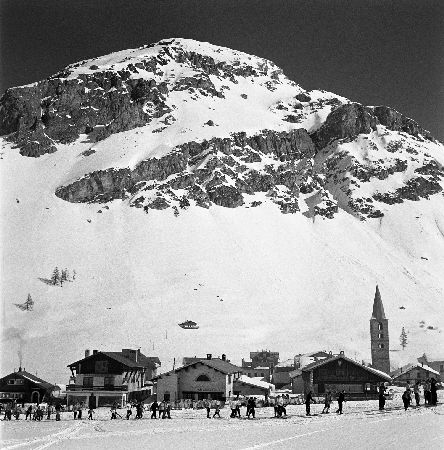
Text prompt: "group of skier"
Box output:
[[305, 390, 346, 416], [400, 378, 438, 411], [1, 403, 63, 421]]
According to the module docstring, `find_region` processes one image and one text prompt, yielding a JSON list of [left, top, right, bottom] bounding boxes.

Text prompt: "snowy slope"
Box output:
[[1, 38, 443, 383]]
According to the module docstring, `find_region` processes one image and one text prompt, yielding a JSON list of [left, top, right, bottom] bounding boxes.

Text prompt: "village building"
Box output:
[[233, 375, 275, 397], [391, 363, 440, 386], [0, 368, 55, 404], [66, 348, 160, 408], [241, 350, 279, 382], [294, 351, 330, 369], [417, 354, 444, 381], [153, 354, 241, 401], [272, 359, 295, 389], [370, 285, 390, 374], [299, 353, 392, 398]]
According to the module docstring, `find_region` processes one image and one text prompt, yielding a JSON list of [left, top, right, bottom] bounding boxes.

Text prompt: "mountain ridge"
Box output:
[[1, 38, 443, 382]]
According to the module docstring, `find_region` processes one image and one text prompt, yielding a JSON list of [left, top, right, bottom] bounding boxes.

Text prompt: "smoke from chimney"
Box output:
[[3, 327, 26, 369]]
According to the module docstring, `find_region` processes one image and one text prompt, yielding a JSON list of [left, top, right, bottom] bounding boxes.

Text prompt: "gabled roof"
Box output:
[[68, 351, 160, 370], [391, 363, 440, 379], [371, 285, 386, 320], [302, 355, 392, 380], [2, 371, 55, 390], [153, 358, 241, 380]]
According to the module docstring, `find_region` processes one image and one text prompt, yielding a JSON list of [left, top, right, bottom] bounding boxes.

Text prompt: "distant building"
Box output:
[[417, 354, 444, 381], [66, 348, 160, 408], [294, 351, 330, 369], [0, 368, 55, 404], [272, 359, 295, 389], [370, 285, 390, 374], [300, 353, 391, 399], [242, 350, 279, 371], [153, 354, 241, 401], [391, 363, 440, 386], [182, 354, 230, 366], [233, 375, 275, 397], [240, 366, 271, 382]]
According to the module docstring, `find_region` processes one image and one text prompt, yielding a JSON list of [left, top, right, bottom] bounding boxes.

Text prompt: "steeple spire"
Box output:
[[371, 285, 386, 320]]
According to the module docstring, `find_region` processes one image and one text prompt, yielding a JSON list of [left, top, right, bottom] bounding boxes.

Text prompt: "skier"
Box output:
[[305, 391, 316, 416], [402, 388, 411, 411], [235, 395, 241, 418], [165, 400, 172, 419], [203, 398, 211, 418], [135, 402, 143, 419], [229, 398, 237, 418], [158, 400, 165, 419], [88, 408, 95, 420], [282, 395, 288, 417], [46, 404, 53, 420], [413, 382, 421, 407], [126, 403, 133, 420], [150, 400, 158, 419], [247, 397, 256, 419], [213, 400, 221, 418], [336, 390, 346, 414], [73, 402, 79, 420], [276, 395, 284, 417], [77, 402, 83, 420], [430, 378, 437, 405], [55, 403, 61, 421], [322, 391, 332, 414], [423, 379, 431, 405], [378, 383, 386, 410], [25, 405, 32, 420]]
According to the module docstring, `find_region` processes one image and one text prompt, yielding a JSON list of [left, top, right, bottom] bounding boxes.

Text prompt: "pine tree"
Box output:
[[400, 327, 408, 350], [51, 267, 60, 285], [14, 293, 34, 311], [60, 268, 68, 285]]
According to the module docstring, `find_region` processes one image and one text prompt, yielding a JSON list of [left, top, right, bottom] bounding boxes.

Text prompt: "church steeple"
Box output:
[[371, 285, 386, 320], [370, 285, 390, 374]]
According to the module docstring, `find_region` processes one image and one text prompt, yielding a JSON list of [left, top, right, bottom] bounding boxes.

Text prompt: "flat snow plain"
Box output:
[[1, 397, 443, 450]]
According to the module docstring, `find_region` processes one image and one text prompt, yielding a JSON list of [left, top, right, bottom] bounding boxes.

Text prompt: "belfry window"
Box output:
[[378, 344, 384, 349], [378, 333, 384, 339], [378, 323, 383, 330]]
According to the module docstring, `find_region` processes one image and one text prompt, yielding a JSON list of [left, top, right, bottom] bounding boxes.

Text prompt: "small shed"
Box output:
[[391, 363, 440, 386], [233, 375, 274, 397]]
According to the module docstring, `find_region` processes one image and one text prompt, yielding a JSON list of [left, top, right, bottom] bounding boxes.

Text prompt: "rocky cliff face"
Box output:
[[1, 38, 442, 220]]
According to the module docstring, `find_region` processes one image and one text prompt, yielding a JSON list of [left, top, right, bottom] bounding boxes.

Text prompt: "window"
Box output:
[[378, 323, 383, 330], [104, 376, 114, 387], [378, 333, 384, 339], [228, 375, 232, 383], [196, 374, 210, 382], [7, 380, 15, 385], [378, 344, 384, 349], [83, 377, 93, 387], [164, 392, 170, 401], [183, 392, 194, 399], [261, 373, 265, 377]]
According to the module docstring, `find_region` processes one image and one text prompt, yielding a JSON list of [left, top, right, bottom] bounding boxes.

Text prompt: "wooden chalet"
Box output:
[[67, 348, 160, 408], [301, 352, 392, 399], [0, 368, 55, 404]]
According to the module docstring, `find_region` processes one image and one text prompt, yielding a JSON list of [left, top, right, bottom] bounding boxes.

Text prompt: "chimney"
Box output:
[[206, 353, 212, 360], [340, 350, 344, 356], [93, 350, 98, 355], [221, 354, 226, 361], [85, 349, 90, 358], [18, 366, 22, 372]]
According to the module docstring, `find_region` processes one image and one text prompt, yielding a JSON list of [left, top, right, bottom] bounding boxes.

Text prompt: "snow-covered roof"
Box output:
[[235, 375, 274, 390], [302, 355, 392, 380], [391, 363, 440, 379], [275, 359, 294, 368]]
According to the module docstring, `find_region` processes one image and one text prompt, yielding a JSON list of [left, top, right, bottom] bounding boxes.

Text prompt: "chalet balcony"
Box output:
[[66, 385, 128, 392]]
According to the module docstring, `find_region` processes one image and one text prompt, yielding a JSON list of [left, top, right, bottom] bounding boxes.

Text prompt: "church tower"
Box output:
[[370, 285, 390, 374]]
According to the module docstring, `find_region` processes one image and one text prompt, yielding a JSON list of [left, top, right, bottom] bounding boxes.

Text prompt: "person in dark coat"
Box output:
[[150, 401, 158, 419], [430, 378, 437, 406], [378, 383, 386, 410], [423, 380, 431, 405], [402, 389, 411, 411], [336, 390, 346, 414], [25, 405, 32, 420], [413, 382, 421, 407], [55, 403, 61, 421], [247, 397, 256, 418], [305, 391, 316, 416], [322, 391, 332, 414]]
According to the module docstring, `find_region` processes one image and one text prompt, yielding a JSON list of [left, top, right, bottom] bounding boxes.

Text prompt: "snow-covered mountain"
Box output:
[[1, 38, 443, 383]]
